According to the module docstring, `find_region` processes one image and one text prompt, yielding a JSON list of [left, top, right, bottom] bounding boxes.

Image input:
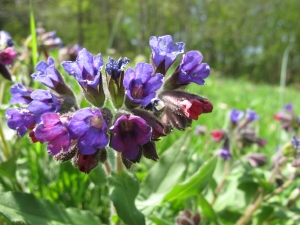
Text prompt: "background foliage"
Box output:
[[1, 0, 300, 83]]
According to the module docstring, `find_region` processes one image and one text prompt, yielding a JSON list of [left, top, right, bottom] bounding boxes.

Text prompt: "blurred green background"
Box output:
[[1, 0, 300, 83]]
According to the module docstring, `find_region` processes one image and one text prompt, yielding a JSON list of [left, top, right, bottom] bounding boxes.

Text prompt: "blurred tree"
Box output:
[[0, 0, 299, 83]]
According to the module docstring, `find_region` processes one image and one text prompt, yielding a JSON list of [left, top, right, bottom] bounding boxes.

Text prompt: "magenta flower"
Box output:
[[0, 47, 17, 65], [110, 115, 152, 160], [6, 108, 36, 137], [35, 113, 71, 155], [124, 62, 164, 106], [28, 90, 61, 122], [61, 48, 103, 89], [10, 83, 33, 105], [149, 35, 185, 69], [68, 108, 109, 155], [177, 51, 210, 85], [31, 57, 64, 89]]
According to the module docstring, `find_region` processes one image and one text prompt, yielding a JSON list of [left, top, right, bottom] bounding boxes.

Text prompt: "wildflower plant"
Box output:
[[5, 34, 213, 172]]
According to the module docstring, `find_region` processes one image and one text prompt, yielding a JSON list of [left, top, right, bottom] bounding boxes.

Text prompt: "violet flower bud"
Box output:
[[230, 109, 244, 123]]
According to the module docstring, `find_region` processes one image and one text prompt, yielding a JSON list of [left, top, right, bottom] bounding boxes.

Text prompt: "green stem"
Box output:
[[264, 178, 294, 201], [116, 152, 123, 171], [0, 124, 10, 160]]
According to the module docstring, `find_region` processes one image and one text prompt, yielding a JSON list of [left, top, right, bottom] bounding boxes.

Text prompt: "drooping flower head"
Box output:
[[10, 83, 33, 105], [106, 57, 130, 79], [34, 113, 71, 155], [0, 47, 17, 65], [6, 108, 36, 137], [31, 57, 64, 89], [110, 115, 152, 160], [61, 48, 103, 89], [149, 35, 185, 70], [68, 108, 109, 155], [124, 62, 164, 106], [230, 109, 244, 123], [28, 90, 61, 122], [177, 51, 210, 85]]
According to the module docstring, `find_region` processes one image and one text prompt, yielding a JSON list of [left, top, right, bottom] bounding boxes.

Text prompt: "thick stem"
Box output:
[[264, 178, 294, 201], [116, 152, 123, 171]]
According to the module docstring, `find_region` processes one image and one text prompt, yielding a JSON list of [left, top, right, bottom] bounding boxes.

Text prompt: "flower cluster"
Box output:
[[210, 108, 266, 162], [274, 103, 300, 133], [0, 30, 18, 81], [6, 35, 213, 173]]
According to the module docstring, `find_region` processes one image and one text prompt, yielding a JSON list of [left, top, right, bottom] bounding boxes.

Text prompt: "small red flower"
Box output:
[[211, 130, 225, 142]]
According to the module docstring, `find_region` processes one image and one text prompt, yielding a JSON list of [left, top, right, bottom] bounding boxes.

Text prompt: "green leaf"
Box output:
[[164, 156, 218, 202], [29, 0, 37, 67], [149, 216, 174, 225], [109, 170, 145, 225], [0, 192, 102, 225], [88, 165, 107, 187], [0, 157, 17, 181], [198, 194, 219, 224], [139, 131, 191, 198]]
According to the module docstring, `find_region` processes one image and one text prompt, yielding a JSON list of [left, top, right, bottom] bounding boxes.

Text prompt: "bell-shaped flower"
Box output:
[[211, 129, 226, 142], [177, 51, 210, 85], [149, 35, 184, 70], [6, 108, 36, 137], [61, 48, 103, 89], [31, 57, 64, 89], [10, 83, 33, 105], [110, 115, 152, 160], [245, 108, 259, 122], [34, 113, 71, 155], [124, 62, 163, 107], [28, 90, 61, 122], [68, 108, 109, 155]]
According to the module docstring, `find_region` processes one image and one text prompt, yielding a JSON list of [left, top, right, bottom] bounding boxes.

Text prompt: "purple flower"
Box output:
[[105, 56, 130, 79], [292, 136, 300, 150], [284, 103, 293, 112], [124, 62, 164, 106], [219, 147, 232, 160], [110, 115, 152, 160], [28, 90, 61, 122], [177, 51, 210, 85], [245, 108, 259, 122], [68, 108, 109, 155], [31, 57, 63, 89], [10, 83, 33, 105], [149, 35, 185, 69], [230, 109, 244, 123], [35, 113, 71, 155], [6, 108, 35, 137], [61, 48, 103, 89]]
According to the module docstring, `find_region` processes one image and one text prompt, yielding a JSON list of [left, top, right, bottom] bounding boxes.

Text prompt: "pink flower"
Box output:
[[0, 47, 17, 65]]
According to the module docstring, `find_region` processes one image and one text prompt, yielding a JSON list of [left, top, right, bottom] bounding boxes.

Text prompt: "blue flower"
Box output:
[[245, 108, 259, 122], [177, 51, 210, 85], [61, 48, 103, 89], [28, 90, 61, 122], [10, 83, 33, 105], [149, 35, 184, 69], [219, 147, 232, 160], [230, 109, 244, 123], [6, 108, 35, 137], [123, 62, 164, 106], [68, 108, 109, 155]]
